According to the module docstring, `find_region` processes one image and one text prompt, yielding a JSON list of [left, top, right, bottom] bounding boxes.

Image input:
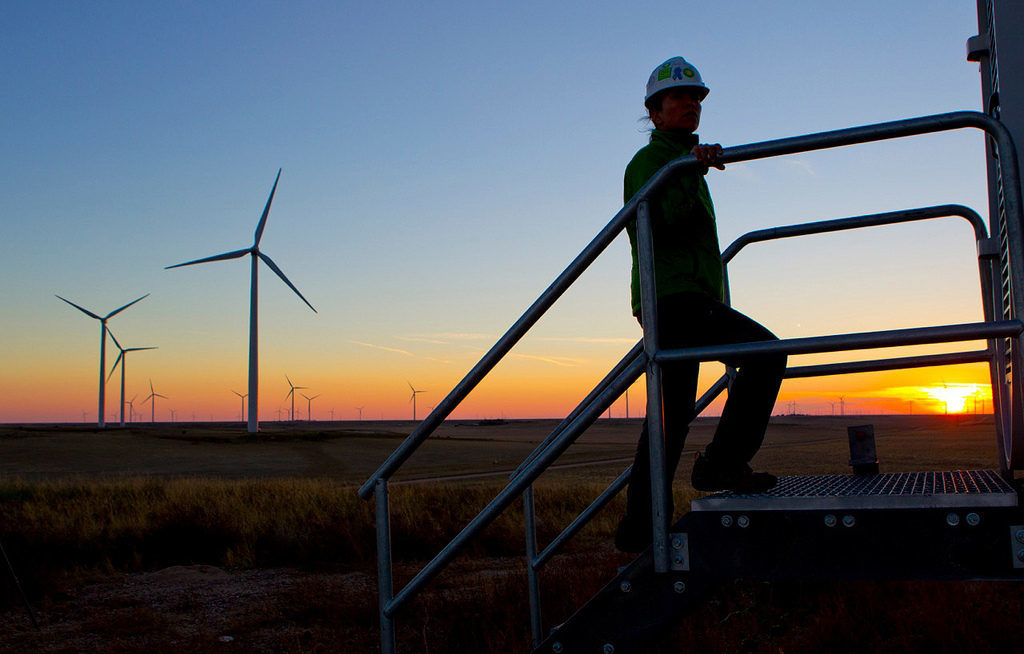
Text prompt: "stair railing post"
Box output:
[[375, 478, 396, 654], [636, 198, 671, 573], [524, 485, 543, 646]]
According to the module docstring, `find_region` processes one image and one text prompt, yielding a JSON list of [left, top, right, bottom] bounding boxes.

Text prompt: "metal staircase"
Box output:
[[360, 6, 1024, 650], [536, 471, 1022, 654]]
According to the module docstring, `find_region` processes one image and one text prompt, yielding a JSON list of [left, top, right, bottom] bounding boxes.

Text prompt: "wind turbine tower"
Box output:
[[107, 330, 156, 427], [302, 393, 320, 422], [166, 170, 316, 434], [144, 379, 167, 423], [408, 382, 426, 421], [285, 376, 307, 422], [56, 293, 149, 428], [232, 390, 247, 422]]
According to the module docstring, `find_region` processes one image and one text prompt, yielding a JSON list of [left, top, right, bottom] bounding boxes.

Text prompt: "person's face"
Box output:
[[650, 87, 703, 132]]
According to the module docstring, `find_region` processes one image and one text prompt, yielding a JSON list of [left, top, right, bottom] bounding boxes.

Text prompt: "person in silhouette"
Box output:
[[616, 57, 786, 553]]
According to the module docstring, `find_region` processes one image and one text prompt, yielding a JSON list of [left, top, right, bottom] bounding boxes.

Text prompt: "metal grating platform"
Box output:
[[690, 470, 1017, 512]]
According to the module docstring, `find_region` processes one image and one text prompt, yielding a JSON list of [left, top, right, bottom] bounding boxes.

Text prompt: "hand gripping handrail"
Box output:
[[359, 110, 1024, 500]]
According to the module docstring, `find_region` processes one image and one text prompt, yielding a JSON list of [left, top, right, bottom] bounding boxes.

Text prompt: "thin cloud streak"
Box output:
[[350, 340, 415, 357], [538, 336, 638, 345], [398, 336, 452, 345], [511, 353, 587, 367], [397, 333, 493, 346]]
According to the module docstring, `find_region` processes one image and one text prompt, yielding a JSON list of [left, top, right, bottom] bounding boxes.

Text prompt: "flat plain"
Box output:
[[0, 413, 1002, 482], [0, 414, 1020, 653]]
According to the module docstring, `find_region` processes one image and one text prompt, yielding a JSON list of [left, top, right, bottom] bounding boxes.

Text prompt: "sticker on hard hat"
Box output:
[[657, 65, 673, 81]]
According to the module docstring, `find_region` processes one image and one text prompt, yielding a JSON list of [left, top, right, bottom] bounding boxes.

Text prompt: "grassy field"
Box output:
[[0, 415, 1021, 652]]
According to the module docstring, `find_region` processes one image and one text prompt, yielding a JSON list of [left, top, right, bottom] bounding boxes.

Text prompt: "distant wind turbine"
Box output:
[[232, 390, 247, 422], [127, 395, 137, 423], [285, 376, 307, 422], [356, 406, 364, 421], [143, 379, 167, 423], [302, 393, 320, 422], [55, 293, 149, 428], [107, 330, 156, 427], [166, 170, 316, 434], [408, 382, 426, 421]]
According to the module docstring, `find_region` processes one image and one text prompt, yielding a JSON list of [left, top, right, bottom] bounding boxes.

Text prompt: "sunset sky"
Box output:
[[1, 1, 1000, 423]]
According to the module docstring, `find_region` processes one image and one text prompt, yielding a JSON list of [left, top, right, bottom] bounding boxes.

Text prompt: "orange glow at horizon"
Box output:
[[920, 383, 991, 414]]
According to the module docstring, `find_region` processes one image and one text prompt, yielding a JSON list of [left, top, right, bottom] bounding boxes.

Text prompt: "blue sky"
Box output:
[[0, 1, 998, 421]]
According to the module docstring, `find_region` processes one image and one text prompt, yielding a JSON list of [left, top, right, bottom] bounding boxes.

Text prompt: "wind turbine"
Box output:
[[166, 170, 316, 434], [107, 330, 156, 427], [302, 393, 320, 422], [55, 293, 149, 428], [232, 390, 247, 422], [285, 376, 307, 422], [356, 406, 364, 421], [127, 395, 137, 423], [143, 379, 167, 423], [408, 382, 426, 421]]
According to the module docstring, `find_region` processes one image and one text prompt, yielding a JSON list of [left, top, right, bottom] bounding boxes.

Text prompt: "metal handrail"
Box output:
[[723, 205, 989, 263], [655, 321, 1021, 364], [522, 201, 1001, 556], [360, 111, 1023, 501], [368, 111, 1024, 654]]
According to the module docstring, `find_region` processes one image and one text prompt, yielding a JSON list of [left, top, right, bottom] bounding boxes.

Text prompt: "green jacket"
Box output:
[[624, 129, 723, 316]]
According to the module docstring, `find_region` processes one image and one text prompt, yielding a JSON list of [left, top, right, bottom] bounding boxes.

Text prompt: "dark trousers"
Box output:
[[624, 292, 787, 528]]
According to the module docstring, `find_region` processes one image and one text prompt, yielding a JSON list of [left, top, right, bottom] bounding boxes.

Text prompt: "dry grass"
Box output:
[[0, 415, 1020, 652]]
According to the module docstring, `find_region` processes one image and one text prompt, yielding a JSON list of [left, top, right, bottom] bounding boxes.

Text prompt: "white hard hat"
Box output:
[[645, 56, 709, 103]]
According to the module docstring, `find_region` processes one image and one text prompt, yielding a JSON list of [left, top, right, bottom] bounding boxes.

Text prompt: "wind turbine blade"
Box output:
[[124, 347, 157, 352], [253, 168, 282, 247], [257, 252, 317, 313], [108, 330, 123, 351], [165, 248, 251, 269], [105, 293, 150, 320], [149, 379, 155, 393], [55, 295, 101, 320], [155, 393, 168, 399], [408, 381, 415, 392], [286, 375, 294, 388], [107, 352, 123, 381], [311, 394, 320, 400]]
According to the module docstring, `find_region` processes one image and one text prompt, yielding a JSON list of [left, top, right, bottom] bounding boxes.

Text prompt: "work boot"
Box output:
[[691, 452, 777, 493]]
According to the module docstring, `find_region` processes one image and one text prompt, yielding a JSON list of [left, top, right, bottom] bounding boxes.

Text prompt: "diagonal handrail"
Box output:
[[360, 110, 1024, 501], [525, 203, 1002, 572]]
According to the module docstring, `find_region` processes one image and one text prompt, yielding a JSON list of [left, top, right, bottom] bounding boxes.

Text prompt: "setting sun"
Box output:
[[921, 383, 990, 414]]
